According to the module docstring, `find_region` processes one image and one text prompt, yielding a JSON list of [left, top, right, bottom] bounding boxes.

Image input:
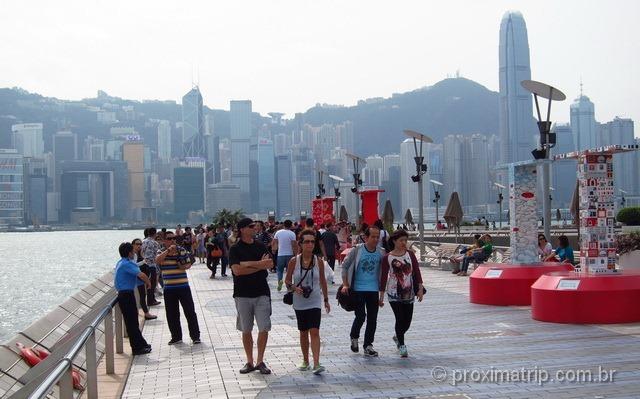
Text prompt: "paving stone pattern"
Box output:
[[121, 262, 640, 399]]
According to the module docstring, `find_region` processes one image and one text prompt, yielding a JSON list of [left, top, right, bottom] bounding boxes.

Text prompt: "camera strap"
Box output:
[[298, 255, 314, 289]]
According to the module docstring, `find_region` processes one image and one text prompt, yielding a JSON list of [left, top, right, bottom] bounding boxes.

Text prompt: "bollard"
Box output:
[[85, 330, 98, 399], [104, 308, 115, 374], [114, 304, 124, 354]]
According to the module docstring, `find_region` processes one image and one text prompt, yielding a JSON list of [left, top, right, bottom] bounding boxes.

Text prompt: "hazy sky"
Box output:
[[1, 0, 638, 129]]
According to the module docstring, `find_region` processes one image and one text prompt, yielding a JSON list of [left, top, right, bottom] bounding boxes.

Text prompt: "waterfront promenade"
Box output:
[[119, 262, 640, 399]]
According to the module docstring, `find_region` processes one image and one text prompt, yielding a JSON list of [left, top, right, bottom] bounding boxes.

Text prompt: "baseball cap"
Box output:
[[237, 218, 255, 229]]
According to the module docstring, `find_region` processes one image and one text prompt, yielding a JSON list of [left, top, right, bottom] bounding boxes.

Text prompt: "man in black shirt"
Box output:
[[229, 218, 273, 375], [321, 222, 340, 271]]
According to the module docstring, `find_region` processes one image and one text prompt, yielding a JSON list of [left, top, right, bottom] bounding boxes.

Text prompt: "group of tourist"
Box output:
[[113, 217, 426, 375]]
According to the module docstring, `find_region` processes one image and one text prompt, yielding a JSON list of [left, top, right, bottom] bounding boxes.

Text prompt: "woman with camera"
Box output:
[[285, 229, 331, 375]]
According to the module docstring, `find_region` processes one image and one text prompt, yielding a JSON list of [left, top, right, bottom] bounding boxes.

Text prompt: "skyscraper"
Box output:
[[570, 93, 597, 151], [0, 149, 24, 226], [122, 140, 146, 215], [598, 117, 638, 196], [157, 120, 172, 161], [551, 123, 577, 207], [53, 131, 78, 162], [11, 123, 44, 158], [275, 153, 292, 218], [230, 100, 252, 210], [498, 11, 536, 165], [257, 138, 276, 213], [182, 87, 205, 158]]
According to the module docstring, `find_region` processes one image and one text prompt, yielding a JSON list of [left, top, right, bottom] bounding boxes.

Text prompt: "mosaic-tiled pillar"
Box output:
[[577, 154, 616, 273], [509, 163, 539, 264]]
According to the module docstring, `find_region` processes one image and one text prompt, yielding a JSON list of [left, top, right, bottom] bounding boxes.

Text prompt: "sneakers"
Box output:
[[210, 274, 216, 279], [363, 345, 378, 357], [399, 345, 408, 358], [312, 364, 326, 375], [277, 280, 284, 291], [255, 362, 272, 375], [298, 360, 310, 371], [239, 363, 255, 374], [350, 338, 359, 353], [392, 335, 399, 349], [132, 346, 152, 356], [193, 338, 201, 344], [148, 300, 162, 306], [168, 338, 182, 345]]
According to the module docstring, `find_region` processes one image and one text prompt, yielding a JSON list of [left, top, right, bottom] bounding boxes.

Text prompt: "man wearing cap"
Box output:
[[229, 218, 274, 375]]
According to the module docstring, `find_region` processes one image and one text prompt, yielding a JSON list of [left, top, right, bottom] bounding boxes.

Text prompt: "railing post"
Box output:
[[85, 330, 98, 399], [59, 362, 74, 399], [114, 303, 124, 354], [104, 308, 115, 374]]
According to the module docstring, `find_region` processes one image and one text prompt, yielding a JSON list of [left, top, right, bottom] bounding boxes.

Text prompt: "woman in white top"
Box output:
[[538, 234, 553, 260], [285, 229, 330, 375]]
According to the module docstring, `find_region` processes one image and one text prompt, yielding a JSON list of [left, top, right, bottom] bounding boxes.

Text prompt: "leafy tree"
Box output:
[[212, 208, 244, 227]]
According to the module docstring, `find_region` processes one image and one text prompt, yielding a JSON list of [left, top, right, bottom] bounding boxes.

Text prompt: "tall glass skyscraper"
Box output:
[[182, 87, 205, 158], [498, 11, 536, 165], [230, 100, 252, 211]]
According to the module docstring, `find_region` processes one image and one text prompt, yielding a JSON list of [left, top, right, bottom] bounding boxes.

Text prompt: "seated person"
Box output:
[[450, 234, 482, 273], [537, 234, 553, 260], [458, 234, 493, 276], [544, 235, 574, 263]]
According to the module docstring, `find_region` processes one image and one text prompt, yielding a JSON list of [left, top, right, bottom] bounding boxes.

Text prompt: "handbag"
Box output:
[[336, 248, 358, 311], [283, 259, 312, 305], [210, 247, 223, 258], [409, 251, 427, 297]]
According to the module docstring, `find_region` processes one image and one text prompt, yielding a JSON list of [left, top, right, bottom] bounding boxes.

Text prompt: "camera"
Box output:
[[302, 286, 313, 298]]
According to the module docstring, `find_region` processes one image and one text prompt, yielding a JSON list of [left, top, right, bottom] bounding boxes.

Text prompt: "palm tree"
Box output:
[[212, 208, 245, 227]]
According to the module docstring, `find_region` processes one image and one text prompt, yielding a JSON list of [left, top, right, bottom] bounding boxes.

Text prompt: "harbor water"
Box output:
[[0, 229, 140, 343]]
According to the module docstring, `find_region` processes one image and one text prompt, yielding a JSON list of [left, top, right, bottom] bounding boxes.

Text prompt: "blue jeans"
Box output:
[[461, 253, 487, 273], [276, 255, 293, 281]]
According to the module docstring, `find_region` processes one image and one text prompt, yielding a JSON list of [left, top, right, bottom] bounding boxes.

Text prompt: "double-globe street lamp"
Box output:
[[329, 174, 344, 222], [494, 182, 506, 229], [346, 153, 366, 226], [403, 129, 434, 263]]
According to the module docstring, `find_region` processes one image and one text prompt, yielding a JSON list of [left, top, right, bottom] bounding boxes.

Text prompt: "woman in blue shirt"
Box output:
[[545, 235, 574, 263]]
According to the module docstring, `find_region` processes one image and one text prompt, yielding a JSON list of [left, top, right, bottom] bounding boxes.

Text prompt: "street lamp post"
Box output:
[[494, 182, 505, 229], [316, 169, 326, 199], [521, 80, 566, 241], [430, 179, 443, 227], [403, 129, 434, 263], [329, 174, 344, 222], [346, 153, 366, 227]]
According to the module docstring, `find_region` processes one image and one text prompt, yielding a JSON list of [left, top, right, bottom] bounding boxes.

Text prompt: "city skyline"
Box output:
[[1, 1, 639, 127]]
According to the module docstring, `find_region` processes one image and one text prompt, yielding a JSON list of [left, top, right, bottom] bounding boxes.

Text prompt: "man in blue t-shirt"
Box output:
[[341, 226, 385, 357], [114, 242, 152, 355]]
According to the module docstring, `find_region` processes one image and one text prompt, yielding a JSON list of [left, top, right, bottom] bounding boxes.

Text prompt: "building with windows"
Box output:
[[11, 123, 44, 158], [174, 165, 205, 220], [230, 100, 252, 210], [182, 87, 206, 158], [0, 149, 24, 226], [498, 11, 536, 165]]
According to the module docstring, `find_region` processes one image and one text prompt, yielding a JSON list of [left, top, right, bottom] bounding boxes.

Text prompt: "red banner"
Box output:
[[312, 198, 334, 226]]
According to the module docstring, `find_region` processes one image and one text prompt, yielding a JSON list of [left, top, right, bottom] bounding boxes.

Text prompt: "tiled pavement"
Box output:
[[120, 262, 640, 399]]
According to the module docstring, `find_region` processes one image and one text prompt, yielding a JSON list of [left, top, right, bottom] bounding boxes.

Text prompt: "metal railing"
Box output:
[[10, 290, 125, 399]]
